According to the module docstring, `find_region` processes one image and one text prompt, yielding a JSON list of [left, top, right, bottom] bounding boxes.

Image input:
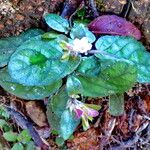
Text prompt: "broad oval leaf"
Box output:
[[46, 86, 69, 131], [77, 54, 137, 97], [70, 23, 96, 43], [8, 36, 81, 86], [76, 56, 101, 77], [0, 29, 44, 67], [88, 15, 141, 40], [60, 109, 80, 140], [95, 36, 150, 83], [50, 86, 69, 116], [46, 105, 61, 132], [0, 68, 62, 100], [44, 13, 69, 34], [66, 76, 83, 95]]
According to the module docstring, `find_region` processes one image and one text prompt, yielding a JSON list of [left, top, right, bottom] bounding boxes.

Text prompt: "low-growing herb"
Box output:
[[0, 13, 150, 142]]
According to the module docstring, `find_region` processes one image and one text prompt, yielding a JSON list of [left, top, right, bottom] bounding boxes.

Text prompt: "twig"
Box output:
[[143, 115, 150, 121], [105, 118, 116, 137], [89, 0, 99, 18], [128, 109, 135, 131], [120, 0, 133, 18], [136, 121, 149, 135], [110, 134, 139, 150], [5, 106, 50, 150], [61, 0, 83, 19], [109, 121, 150, 150]]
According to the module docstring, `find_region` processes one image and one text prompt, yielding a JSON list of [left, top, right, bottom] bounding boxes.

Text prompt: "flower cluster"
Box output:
[[67, 96, 100, 130], [60, 37, 92, 57], [71, 37, 92, 54]]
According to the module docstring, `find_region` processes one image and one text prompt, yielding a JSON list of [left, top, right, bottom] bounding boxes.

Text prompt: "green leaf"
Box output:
[[0, 68, 62, 100], [84, 104, 101, 111], [17, 130, 31, 143], [0, 119, 10, 132], [51, 86, 69, 116], [8, 36, 81, 86], [41, 32, 69, 44], [55, 137, 65, 146], [95, 36, 150, 83], [74, 19, 91, 26], [46, 105, 61, 131], [46, 86, 69, 131], [0, 29, 44, 67], [77, 7, 86, 19], [77, 55, 137, 97], [76, 56, 101, 77], [60, 109, 80, 140], [41, 31, 60, 40], [0, 119, 8, 128], [11, 143, 24, 150], [0, 106, 10, 119], [3, 131, 17, 142], [25, 141, 36, 150], [44, 13, 69, 34], [70, 23, 96, 43], [109, 94, 124, 116], [66, 76, 83, 95]]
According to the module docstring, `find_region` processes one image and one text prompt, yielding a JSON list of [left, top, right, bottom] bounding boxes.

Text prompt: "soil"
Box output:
[[0, 0, 149, 49], [0, 0, 150, 150]]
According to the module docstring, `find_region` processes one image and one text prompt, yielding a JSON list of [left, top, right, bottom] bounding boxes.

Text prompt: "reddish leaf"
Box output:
[[88, 15, 141, 40]]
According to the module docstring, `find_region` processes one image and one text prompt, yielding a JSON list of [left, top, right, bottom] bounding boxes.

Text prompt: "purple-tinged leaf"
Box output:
[[88, 15, 141, 40]]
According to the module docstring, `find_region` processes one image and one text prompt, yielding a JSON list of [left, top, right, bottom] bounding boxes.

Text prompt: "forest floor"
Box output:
[[0, 0, 150, 149]]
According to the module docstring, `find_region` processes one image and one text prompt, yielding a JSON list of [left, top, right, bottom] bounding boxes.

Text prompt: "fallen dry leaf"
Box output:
[[143, 95, 150, 112], [67, 128, 100, 150], [25, 101, 48, 127]]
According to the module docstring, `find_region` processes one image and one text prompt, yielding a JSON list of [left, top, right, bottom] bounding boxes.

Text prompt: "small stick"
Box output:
[[120, 0, 133, 18], [61, 0, 83, 19], [89, 0, 99, 18], [109, 121, 150, 150]]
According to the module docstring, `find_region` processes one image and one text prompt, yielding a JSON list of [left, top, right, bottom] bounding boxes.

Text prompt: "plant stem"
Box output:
[[61, 0, 83, 19], [88, 49, 119, 59], [88, 49, 112, 56], [88, 50, 102, 54]]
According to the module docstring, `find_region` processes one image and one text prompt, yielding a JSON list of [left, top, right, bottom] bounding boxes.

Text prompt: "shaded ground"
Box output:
[[0, 84, 150, 149], [0, 0, 150, 49], [0, 0, 150, 149]]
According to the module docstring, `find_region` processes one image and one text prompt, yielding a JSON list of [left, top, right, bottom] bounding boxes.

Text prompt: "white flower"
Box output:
[[72, 37, 92, 54]]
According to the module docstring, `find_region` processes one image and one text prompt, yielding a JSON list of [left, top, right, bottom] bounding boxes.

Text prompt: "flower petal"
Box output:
[[81, 116, 90, 131], [75, 108, 83, 119], [87, 108, 99, 117]]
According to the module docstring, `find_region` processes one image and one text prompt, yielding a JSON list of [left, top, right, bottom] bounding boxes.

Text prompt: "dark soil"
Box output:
[[0, 0, 150, 150]]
